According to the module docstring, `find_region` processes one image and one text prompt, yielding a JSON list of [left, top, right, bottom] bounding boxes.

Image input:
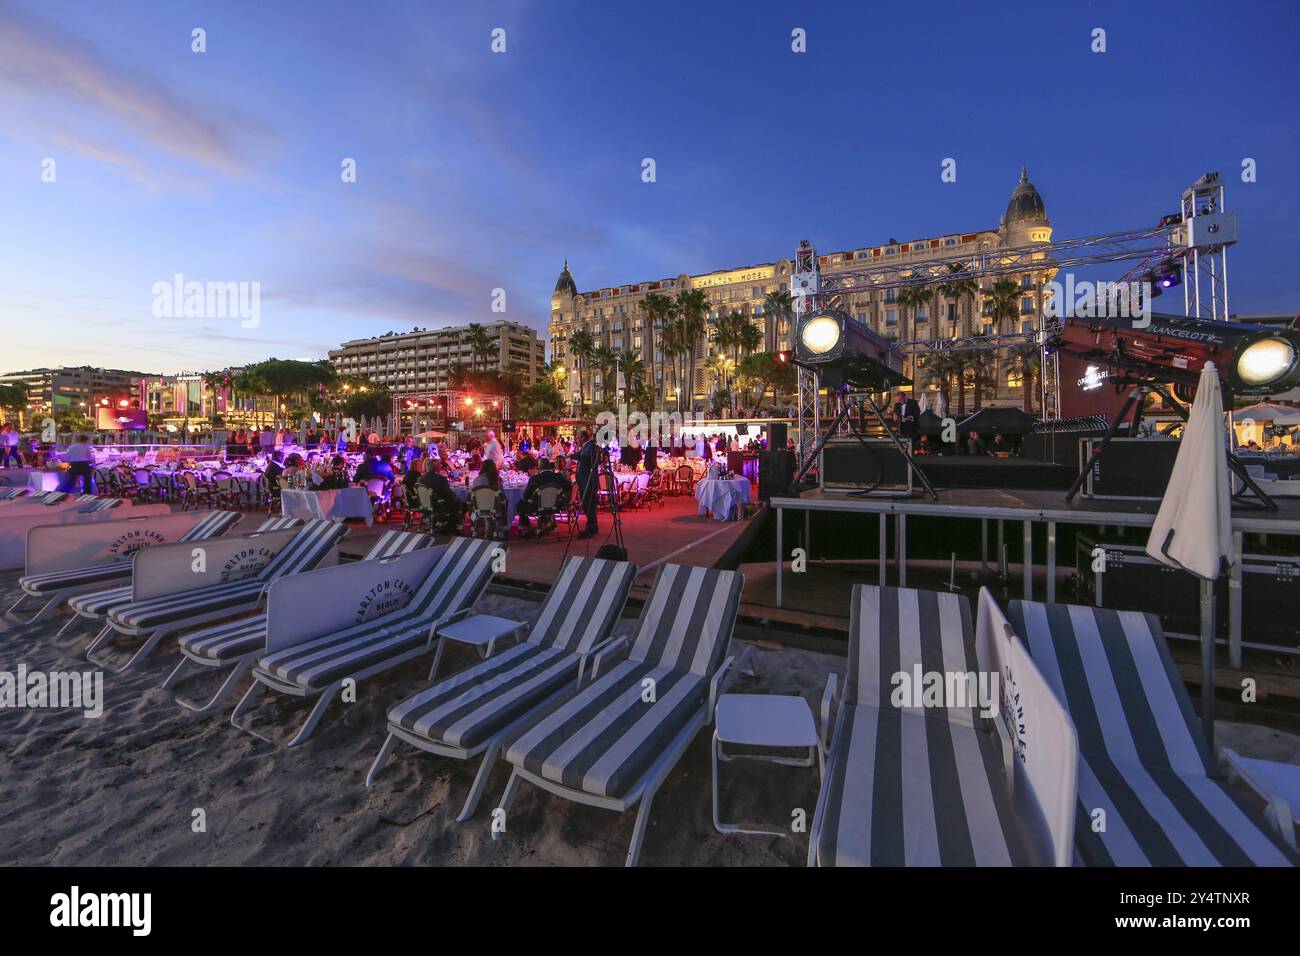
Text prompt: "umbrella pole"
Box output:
[[1199, 577, 1215, 749]]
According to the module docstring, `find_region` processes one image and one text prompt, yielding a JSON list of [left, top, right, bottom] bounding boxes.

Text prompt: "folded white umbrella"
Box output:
[[1145, 361, 1233, 746], [917, 392, 930, 414], [1146, 362, 1233, 579], [932, 391, 948, 419]]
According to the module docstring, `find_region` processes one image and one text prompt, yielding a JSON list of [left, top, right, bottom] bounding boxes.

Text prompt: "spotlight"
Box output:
[[1156, 262, 1183, 290], [1054, 312, 1300, 397], [774, 350, 792, 364], [793, 308, 909, 389]]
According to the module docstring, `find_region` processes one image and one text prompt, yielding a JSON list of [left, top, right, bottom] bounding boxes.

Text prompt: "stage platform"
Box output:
[[913, 456, 1076, 491]]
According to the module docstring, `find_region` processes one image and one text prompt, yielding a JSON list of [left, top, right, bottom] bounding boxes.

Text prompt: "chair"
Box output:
[[162, 529, 432, 713], [13, 510, 243, 626], [527, 485, 565, 538], [674, 464, 696, 496], [469, 486, 502, 539], [640, 468, 666, 509], [211, 472, 240, 510], [1008, 598, 1296, 865], [0, 487, 31, 501], [498, 563, 745, 866], [368, 555, 638, 820], [84, 518, 347, 674], [365, 477, 392, 522], [176, 471, 212, 511], [231, 536, 500, 747], [131, 469, 154, 502]]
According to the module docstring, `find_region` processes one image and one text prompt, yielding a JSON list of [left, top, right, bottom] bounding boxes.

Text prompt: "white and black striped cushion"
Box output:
[[255, 537, 499, 689], [68, 585, 135, 617], [1009, 599, 1295, 866], [502, 563, 741, 800], [0, 488, 30, 500], [815, 585, 1027, 867], [363, 530, 432, 560], [387, 556, 638, 750]]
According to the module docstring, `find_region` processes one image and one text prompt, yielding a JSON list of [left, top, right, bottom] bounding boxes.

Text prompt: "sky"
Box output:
[[1, 0, 1298, 375]]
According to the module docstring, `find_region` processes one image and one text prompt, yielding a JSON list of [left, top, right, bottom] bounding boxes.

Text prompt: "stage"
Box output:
[[770, 486, 1300, 668]]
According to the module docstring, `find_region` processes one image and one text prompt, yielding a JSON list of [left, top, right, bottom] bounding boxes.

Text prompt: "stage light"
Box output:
[[775, 351, 792, 364], [99, 398, 110, 407], [117, 399, 129, 408], [1156, 262, 1182, 289], [793, 308, 909, 389], [1054, 312, 1300, 397]]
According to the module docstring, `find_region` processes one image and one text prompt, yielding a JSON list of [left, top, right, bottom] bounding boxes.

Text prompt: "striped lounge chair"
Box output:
[[1009, 599, 1296, 866], [59, 516, 304, 640], [0, 487, 32, 501], [73, 497, 125, 513], [12, 510, 243, 625], [85, 518, 346, 674], [498, 563, 745, 867], [1, 491, 67, 508], [162, 529, 433, 713], [368, 555, 639, 822], [231, 536, 499, 748], [809, 585, 1030, 867]]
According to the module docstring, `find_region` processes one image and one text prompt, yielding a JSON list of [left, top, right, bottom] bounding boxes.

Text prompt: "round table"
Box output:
[[281, 487, 374, 525], [694, 477, 752, 521], [453, 484, 527, 526]]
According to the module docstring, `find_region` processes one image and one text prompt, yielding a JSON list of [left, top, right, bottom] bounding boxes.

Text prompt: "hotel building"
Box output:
[[550, 168, 1057, 410], [328, 320, 547, 395], [0, 365, 148, 420]]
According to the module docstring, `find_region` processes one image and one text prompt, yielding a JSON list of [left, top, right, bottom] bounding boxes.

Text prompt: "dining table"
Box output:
[[281, 486, 374, 525], [694, 477, 752, 521]]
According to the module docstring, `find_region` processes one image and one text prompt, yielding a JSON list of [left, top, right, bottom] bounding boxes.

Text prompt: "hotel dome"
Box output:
[[1005, 166, 1048, 225]]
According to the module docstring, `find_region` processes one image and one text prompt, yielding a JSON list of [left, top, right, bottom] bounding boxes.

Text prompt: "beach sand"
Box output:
[[1, 575, 1296, 866]]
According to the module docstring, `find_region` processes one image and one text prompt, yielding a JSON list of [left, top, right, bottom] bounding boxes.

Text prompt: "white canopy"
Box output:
[[1231, 401, 1300, 425]]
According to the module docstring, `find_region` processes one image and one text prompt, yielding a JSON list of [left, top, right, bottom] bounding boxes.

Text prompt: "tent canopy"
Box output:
[[1231, 402, 1300, 424], [957, 406, 1036, 436]]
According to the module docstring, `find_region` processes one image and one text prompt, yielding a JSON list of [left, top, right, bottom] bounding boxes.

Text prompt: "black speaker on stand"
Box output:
[[766, 422, 788, 449], [758, 450, 795, 500]]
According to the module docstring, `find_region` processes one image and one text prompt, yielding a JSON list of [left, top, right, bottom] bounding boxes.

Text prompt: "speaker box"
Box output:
[[766, 422, 788, 449], [758, 449, 795, 500], [1081, 438, 1180, 499], [821, 438, 912, 492]]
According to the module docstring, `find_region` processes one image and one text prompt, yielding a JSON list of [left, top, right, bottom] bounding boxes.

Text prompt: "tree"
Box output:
[[465, 324, 499, 375], [0, 382, 27, 423], [737, 320, 763, 358], [983, 278, 1021, 336], [659, 316, 688, 409], [674, 287, 710, 410], [1008, 345, 1041, 413], [567, 329, 595, 407], [518, 379, 565, 420], [922, 351, 959, 412], [965, 336, 999, 412], [343, 383, 392, 420], [618, 349, 646, 398], [638, 291, 675, 408], [236, 359, 335, 423], [737, 352, 797, 416], [896, 284, 933, 345], [936, 262, 979, 338], [762, 289, 794, 350]]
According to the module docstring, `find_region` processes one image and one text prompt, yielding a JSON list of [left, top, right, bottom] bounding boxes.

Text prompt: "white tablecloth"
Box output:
[[282, 487, 374, 525], [613, 472, 651, 493], [25, 471, 63, 491], [694, 478, 751, 521]]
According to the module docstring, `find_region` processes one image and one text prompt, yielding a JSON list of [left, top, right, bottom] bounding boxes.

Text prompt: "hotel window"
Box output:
[[885, 246, 897, 255], [915, 309, 928, 324], [1021, 320, 1035, 333], [886, 309, 898, 327], [981, 322, 993, 336], [885, 289, 897, 303], [1021, 274, 1032, 289], [944, 238, 957, 246], [1020, 297, 1034, 315]]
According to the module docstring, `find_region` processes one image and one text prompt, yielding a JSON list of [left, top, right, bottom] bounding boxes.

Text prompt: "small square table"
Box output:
[[712, 693, 821, 837], [428, 614, 525, 684]]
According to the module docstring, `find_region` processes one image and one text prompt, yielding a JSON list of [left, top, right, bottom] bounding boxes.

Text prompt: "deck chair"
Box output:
[[73, 497, 125, 513], [368, 555, 638, 821], [162, 529, 433, 713], [0, 487, 31, 501], [12, 510, 243, 625], [231, 536, 499, 747], [498, 563, 745, 867], [1008, 599, 1296, 866], [85, 518, 345, 674], [809, 585, 1030, 867], [59, 516, 303, 640]]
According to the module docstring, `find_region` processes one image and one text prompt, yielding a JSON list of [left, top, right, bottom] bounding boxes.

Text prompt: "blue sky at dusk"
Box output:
[[1, 0, 1297, 374]]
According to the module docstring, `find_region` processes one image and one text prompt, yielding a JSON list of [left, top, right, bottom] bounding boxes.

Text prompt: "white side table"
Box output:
[[429, 614, 524, 684], [712, 693, 821, 837]]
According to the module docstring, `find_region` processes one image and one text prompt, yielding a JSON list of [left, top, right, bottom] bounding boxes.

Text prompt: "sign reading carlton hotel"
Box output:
[[690, 266, 776, 290]]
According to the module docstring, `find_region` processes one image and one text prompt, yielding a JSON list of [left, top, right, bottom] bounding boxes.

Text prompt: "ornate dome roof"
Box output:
[[1005, 166, 1048, 225], [554, 259, 577, 297]]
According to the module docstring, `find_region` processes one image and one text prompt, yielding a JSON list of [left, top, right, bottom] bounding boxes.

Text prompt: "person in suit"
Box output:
[[574, 429, 599, 539], [518, 458, 572, 535], [893, 390, 920, 451], [417, 457, 466, 530]]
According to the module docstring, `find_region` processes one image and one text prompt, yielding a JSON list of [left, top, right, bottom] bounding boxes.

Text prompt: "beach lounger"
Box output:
[[85, 518, 344, 674], [0, 487, 31, 501], [1008, 598, 1296, 866], [232, 536, 499, 748], [809, 585, 1030, 867], [12, 510, 243, 625], [368, 555, 638, 821], [58, 516, 304, 640], [163, 529, 432, 713], [497, 563, 744, 867]]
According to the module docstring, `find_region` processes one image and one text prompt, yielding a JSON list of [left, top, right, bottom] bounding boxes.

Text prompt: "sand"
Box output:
[[1, 574, 1296, 867]]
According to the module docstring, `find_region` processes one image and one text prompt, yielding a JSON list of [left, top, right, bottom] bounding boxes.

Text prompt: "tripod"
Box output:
[[563, 453, 626, 560], [792, 391, 939, 501]]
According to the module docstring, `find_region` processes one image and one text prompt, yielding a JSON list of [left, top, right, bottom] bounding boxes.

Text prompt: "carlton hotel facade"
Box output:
[[549, 168, 1057, 410]]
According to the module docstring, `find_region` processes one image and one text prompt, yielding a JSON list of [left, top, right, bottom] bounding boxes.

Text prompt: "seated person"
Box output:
[[353, 450, 396, 484], [416, 457, 465, 528], [280, 453, 314, 488], [513, 449, 539, 474], [469, 458, 508, 536], [262, 451, 285, 490], [318, 455, 351, 489], [965, 431, 988, 456], [518, 458, 573, 534]]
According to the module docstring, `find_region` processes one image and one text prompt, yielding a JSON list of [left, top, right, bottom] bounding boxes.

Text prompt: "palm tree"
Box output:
[[983, 278, 1021, 337], [737, 321, 763, 359], [922, 352, 958, 413], [896, 284, 933, 345], [936, 262, 979, 338], [618, 349, 646, 397], [674, 288, 710, 411], [1008, 345, 1041, 413], [966, 336, 998, 412], [591, 345, 618, 404], [638, 291, 674, 408], [567, 329, 595, 407], [762, 289, 794, 350]]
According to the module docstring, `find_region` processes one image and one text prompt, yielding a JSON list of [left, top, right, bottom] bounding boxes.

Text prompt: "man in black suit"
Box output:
[[417, 457, 465, 529], [893, 390, 920, 451], [573, 429, 599, 539]]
